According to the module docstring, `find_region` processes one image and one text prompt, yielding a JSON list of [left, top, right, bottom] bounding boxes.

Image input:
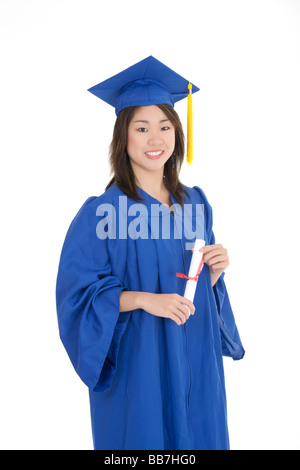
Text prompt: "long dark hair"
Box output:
[[105, 104, 189, 205]]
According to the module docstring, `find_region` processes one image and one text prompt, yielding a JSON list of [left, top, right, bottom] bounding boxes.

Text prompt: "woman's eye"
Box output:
[[137, 126, 171, 132]]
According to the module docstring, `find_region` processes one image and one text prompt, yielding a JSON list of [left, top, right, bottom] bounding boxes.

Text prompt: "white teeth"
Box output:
[[146, 151, 163, 156]]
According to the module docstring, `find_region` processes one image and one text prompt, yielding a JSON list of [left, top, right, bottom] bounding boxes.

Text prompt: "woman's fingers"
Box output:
[[206, 254, 226, 267], [200, 244, 229, 271], [170, 313, 182, 326], [170, 298, 196, 325], [175, 307, 189, 324], [183, 305, 191, 317], [145, 293, 196, 326], [181, 298, 196, 315]]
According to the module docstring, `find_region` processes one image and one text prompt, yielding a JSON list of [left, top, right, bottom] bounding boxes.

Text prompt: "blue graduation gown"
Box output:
[[56, 183, 244, 450]]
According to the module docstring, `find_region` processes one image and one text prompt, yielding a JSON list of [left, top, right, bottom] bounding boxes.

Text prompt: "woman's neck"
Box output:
[[134, 168, 165, 196], [133, 168, 172, 207]]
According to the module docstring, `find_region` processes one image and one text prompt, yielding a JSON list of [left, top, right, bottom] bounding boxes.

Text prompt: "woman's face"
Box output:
[[127, 105, 176, 175]]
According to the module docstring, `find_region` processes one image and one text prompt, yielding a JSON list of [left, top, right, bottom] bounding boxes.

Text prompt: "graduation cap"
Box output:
[[88, 55, 200, 164]]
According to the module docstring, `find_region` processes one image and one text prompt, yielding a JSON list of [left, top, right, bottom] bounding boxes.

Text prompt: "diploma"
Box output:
[[176, 239, 206, 315], [184, 238, 206, 302]]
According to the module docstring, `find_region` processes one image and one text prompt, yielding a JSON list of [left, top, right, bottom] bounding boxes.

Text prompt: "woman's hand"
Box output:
[[200, 244, 229, 287], [140, 292, 195, 326]]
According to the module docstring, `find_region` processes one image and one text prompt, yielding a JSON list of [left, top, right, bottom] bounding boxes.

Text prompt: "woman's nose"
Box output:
[[147, 132, 164, 146]]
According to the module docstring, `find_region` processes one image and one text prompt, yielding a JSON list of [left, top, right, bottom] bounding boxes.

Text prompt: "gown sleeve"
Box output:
[[56, 195, 130, 392], [193, 186, 245, 360]]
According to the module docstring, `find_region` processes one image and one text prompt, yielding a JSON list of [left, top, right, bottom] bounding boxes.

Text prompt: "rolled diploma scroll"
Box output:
[[183, 239, 206, 315]]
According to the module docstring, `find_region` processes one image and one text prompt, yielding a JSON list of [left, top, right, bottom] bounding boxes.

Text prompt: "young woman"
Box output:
[[56, 56, 244, 450]]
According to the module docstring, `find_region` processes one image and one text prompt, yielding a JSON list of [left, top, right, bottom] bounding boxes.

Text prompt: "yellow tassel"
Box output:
[[187, 82, 193, 165]]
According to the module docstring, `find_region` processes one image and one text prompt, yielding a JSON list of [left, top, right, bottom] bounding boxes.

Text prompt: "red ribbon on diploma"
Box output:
[[176, 259, 204, 281]]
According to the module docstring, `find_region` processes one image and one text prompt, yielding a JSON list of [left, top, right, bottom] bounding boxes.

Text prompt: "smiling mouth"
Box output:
[[145, 151, 164, 159]]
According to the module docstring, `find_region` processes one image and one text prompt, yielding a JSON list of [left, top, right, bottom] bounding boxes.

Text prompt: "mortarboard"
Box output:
[[88, 56, 200, 164]]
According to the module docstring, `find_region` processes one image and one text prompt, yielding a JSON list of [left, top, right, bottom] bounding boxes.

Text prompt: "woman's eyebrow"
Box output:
[[133, 119, 170, 123]]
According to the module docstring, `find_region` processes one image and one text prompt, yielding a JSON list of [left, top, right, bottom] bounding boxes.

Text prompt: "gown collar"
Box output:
[[136, 185, 179, 215]]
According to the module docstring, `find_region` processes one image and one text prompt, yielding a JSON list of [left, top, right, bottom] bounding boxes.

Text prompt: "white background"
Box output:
[[1, 0, 299, 450]]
